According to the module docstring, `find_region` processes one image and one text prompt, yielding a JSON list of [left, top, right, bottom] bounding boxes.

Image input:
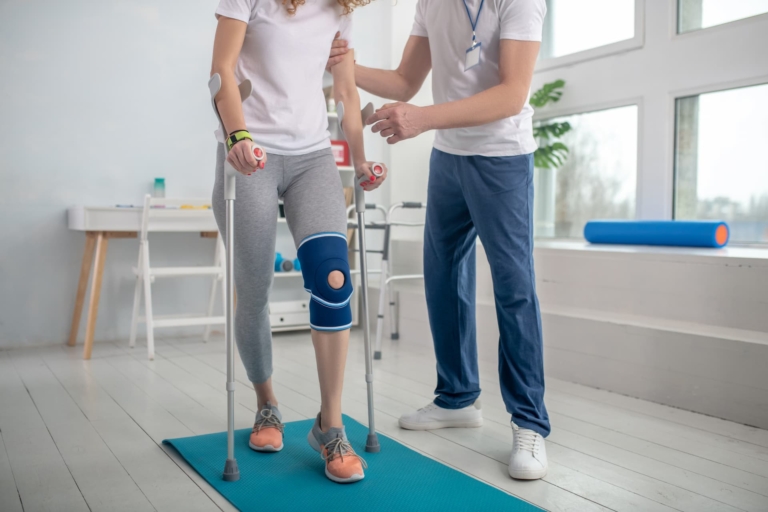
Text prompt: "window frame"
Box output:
[[670, 76, 768, 245], [674, 2, 768, 37], [532, 99, 644, 240], [536, 0, 645, 72]]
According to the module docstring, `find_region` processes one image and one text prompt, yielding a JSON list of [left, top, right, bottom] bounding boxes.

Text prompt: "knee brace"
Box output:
[[297, 232, 353, 331]]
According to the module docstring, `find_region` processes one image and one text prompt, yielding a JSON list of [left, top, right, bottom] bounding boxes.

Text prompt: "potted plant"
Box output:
[[530, 79, 571, 237]]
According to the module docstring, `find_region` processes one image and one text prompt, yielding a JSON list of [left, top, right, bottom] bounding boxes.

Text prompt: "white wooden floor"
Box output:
[[2, 331, 768, 512]]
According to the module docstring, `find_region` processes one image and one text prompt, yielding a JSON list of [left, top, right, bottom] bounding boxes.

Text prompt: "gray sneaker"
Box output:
[[248, 402, 284, 452], [307, 413, 366, 483]]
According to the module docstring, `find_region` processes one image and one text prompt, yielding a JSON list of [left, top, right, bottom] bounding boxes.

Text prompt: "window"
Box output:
[[678, 0, 768, 33], [674, 83, 768, 244], [540, 0, 635, 59], [534, 105, 638, 239]]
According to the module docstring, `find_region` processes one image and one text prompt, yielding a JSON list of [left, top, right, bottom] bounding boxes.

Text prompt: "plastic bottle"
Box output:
[[154, 178, 166, 198]]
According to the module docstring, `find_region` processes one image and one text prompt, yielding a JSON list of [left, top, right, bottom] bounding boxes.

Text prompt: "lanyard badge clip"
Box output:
[[463, 0, 485, 71]]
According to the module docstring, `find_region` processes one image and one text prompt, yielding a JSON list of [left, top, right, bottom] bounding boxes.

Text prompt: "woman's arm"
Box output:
[[211, 16, 262, 175], [332, 49, 386, 190]]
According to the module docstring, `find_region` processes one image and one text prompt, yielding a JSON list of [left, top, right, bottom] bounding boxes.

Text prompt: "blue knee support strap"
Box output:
[[297, 232, 353, 331]]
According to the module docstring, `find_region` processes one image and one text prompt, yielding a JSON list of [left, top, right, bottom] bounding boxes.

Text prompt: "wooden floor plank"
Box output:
[[262, 345, 613, 512], [550, 412, 768, 501], [0, 431, 24, 512], [370, 343, 768, 477], [0, 352, 90, 512], [79, 352, 236, 511], [347, 346, 768, 501], [8, 350, 154, 512], [5, 330, 768, 512], [40, 352, 221, 512], [275, 346, 749, 512], [160, 353, 307, 423], [546, 378, 768, 449]]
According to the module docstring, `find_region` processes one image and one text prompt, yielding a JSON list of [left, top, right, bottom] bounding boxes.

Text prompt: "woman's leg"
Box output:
[[312, 321, 349, 429], [282, 149, 352, 431], [253, 379, 279, 409], [212, 144, 281, 395]]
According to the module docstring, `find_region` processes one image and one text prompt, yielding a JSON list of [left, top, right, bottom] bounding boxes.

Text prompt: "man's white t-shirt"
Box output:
[[215, 0, 353, 155], [412, 0, 546, 157]]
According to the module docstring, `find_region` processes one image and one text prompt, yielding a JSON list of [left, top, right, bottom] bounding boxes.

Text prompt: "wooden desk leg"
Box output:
[[83, 232, 109, 360], [68, 232, 97, 346]]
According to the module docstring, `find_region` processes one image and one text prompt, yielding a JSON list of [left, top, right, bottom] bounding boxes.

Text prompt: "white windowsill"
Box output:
[[533, 239, 768, 263]]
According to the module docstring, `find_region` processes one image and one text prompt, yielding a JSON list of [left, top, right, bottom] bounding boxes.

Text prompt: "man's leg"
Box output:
[[459, 152, 548, 479], [460, 153, 550, 437], [399, 149, 483, 430]]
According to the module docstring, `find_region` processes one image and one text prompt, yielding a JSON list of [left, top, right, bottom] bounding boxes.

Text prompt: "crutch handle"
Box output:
[[401, 201, 424, 209]]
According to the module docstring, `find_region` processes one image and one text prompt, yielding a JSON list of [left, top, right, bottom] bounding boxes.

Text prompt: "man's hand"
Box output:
[[366, 102, 431, 145], [326, 32, 349, 72]]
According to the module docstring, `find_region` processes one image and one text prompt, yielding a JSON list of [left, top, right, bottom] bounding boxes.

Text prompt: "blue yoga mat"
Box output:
[[164, 415, 541, 512], [584, 220, 730, 248]]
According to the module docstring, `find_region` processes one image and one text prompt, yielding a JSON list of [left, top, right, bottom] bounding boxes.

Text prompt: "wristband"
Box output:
[[227, 130, 253, 150]]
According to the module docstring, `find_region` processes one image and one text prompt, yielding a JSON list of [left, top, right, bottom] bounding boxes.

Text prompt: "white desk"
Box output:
[[67, 181, 358, 359], [67, 206, 220, 359]]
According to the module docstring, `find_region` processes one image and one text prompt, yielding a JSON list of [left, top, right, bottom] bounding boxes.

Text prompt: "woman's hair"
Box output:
[[282, 0, 372, 16]]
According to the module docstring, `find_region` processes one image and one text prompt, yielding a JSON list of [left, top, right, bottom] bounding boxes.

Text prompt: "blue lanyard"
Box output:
[[463, 0, 486, 44]]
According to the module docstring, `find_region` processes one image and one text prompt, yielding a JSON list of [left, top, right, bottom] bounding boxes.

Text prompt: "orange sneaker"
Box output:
[[307, 413, 366, 483], [248, 402, 284, 452]]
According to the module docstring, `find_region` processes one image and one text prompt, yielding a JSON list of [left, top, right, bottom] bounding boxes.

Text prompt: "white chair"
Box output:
[[129, 194, 225, 359]]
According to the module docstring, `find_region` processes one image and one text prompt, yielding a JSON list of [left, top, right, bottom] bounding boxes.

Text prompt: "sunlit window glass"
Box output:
[[674, 84, 768, 244], [678, 0, 768, 33], [534, 106, 638, 239], [541, 0, 635, 59]]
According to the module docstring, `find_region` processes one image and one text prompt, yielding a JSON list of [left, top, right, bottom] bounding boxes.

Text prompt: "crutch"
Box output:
[[337, 101, 382, 453], [208, 73, 266, 481]]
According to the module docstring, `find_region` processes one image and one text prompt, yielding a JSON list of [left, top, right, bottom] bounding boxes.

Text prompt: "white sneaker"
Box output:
[[508, 422, 547, 480], [398, 400, 483, 430]]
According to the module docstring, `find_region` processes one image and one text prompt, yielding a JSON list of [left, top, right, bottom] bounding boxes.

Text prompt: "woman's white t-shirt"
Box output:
[[215, 0, 354, 155]]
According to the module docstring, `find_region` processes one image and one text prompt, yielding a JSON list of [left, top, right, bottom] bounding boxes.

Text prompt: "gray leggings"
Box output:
[[212, 144, 348, 384]]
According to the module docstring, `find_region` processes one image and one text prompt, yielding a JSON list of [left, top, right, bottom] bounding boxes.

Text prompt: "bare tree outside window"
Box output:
[[674, 84, 768, 244], [535, 106, 638, 239]]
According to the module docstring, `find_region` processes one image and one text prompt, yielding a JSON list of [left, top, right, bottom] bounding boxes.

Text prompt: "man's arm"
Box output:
[[327, 34, 431, 102], [356, 35, 432, 102], [367, 39, 540, 144]]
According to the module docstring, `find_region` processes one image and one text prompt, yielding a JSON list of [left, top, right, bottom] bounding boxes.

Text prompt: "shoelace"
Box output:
[[321, 437, 368, 469], [513, 428, 540, 455], [418, 402, 438, 413], [253, 408, 284, 434]]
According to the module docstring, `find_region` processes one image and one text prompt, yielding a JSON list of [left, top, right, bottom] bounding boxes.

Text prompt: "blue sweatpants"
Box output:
[[424, 148, 550, 437]]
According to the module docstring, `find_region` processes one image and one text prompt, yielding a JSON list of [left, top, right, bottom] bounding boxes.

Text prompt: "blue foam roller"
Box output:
[[293, 258, 301, 271], [584, 220, 729, 248]]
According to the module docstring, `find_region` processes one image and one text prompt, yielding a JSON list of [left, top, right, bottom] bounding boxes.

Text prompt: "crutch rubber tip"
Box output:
[[391, 333, 400, 340], [374, 351, 382, 360], [365, 434, 381, 453], [223, 459, 240, 481]]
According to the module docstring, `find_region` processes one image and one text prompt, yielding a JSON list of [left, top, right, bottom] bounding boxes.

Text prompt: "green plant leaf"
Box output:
[[530, 79, 566, 108], [534, 142, 569, 169], [533, 121, 571, 140]]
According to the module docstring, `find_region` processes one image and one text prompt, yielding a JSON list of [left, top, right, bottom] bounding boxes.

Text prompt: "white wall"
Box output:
[[0, 0, 391, 348], [387, 0, 434, 241]]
